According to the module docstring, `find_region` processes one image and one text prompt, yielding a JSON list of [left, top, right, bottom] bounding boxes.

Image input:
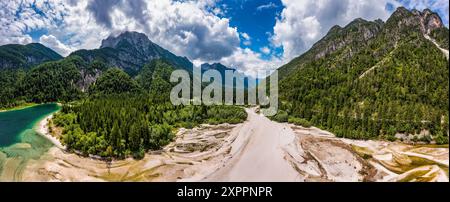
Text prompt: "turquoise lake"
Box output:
[[0, 104, 60, 181], [0, 104, 60, 147]]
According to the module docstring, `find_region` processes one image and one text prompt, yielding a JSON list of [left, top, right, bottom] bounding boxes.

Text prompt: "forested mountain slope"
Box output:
[[0, 43, 62, 69], [275, 7, 449, 143]]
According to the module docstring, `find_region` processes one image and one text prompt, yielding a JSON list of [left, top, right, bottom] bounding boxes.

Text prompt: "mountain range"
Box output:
[[0, 7, 448, 142]]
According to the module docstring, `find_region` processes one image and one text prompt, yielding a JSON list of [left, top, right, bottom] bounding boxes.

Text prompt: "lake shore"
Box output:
[[0, 103, 38, 113], [35, 114, 66, 150]]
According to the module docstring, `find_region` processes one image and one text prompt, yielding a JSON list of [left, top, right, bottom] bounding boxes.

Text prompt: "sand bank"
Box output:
[[35, 115, 65, 150]]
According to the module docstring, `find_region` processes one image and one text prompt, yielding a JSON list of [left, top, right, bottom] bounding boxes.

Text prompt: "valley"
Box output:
[[1, 106, 446, 182], [0, 6, 448, 182]]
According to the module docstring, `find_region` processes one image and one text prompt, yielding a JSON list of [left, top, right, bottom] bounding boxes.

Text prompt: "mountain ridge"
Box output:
[[274, 7, 449, 142], [0, 43, 63, 69]]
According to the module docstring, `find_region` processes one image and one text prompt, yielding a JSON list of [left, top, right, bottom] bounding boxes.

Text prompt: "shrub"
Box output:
[[288, 116, 312, 127], [271, 110, 289, 123]]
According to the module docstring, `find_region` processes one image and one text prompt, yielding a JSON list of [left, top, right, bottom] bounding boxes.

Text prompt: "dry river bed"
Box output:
[[13, 108, 450, 182]]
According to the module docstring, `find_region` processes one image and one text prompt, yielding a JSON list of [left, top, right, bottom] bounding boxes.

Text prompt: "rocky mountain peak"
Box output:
[[100, 31, 152, 49], [387, 7, 443, 35], [418, 9, 444, 34]]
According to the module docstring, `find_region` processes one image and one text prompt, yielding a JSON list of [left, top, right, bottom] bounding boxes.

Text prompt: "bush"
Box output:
[[206, 106, 247, 124], [386, 135, 397, 142], [132, 147, 146, 160], [288, 116, 312, 127], [271, 110, 289, 123], [434, 131, 449, 145], [419, 135, 433, 143]]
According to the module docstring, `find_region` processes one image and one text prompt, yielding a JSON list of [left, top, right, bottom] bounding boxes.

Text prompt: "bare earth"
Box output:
[[203, 108, 301, 182], [19, 108, 449, 182]]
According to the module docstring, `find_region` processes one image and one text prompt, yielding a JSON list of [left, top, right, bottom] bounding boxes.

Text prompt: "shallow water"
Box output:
[[0, 104, 60, 181]]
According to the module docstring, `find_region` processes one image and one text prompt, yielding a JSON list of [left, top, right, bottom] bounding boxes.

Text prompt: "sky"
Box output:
[[0, 0, 449, 76]]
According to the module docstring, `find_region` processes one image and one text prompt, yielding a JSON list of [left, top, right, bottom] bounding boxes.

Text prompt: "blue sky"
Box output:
[[216, 0, 284, 59], [0, 0, 449, 75]]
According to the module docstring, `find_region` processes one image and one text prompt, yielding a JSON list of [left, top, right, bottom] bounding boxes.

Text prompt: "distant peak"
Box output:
[[100, 31, 151, 49], [374, 19, 384, 25], [201, 63, 235, 71]]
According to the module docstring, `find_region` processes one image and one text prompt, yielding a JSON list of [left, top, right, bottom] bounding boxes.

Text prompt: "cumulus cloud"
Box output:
[[272, 0, 393, 60], [0, 0, 62, 45], [39, 35, 74, 56], [89, 0, 240, 61], [87, 0, 150, 29], [86, 0, 121, 29]]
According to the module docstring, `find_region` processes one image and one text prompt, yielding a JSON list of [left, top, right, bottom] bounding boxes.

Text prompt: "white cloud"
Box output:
[[0, 0, 59, 45], [85, 0, 240, 61], [212, 7, 224, 16], [257, 2, 278, 11], [241, 32, 251, 40], [272, 0, 393, 60], [243, 41, 252, 46], [39, 35, 74, 56], [240, 32, 251, 46], [219, 48, 283, 78], [260, 46, 271, 54]]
